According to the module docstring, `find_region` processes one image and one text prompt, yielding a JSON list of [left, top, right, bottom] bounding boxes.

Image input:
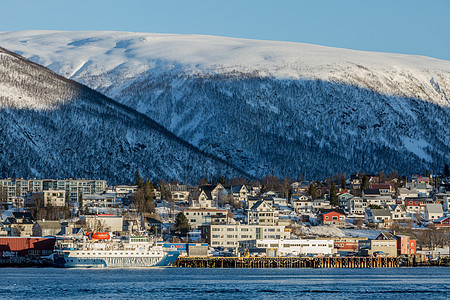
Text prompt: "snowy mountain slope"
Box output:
[[0, 47, 248, 184], [0, 31, 449, 178]]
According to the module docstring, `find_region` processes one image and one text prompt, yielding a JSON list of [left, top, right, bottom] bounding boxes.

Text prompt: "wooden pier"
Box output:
[[174, 256, 401, 268]]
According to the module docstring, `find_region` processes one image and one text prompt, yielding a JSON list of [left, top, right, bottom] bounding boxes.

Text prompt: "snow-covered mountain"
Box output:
[[0, 46, 248, 184], [0, 31, 449, 178]]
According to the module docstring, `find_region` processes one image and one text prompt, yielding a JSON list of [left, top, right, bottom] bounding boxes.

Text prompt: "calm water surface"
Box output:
[[0, 267, 448, 299]]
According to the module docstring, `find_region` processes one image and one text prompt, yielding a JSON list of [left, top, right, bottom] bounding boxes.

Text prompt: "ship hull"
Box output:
[[53, 251, 180, 268]]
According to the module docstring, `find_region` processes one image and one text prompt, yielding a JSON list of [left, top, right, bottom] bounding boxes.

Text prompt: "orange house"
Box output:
[[319, 209, 346, 227]]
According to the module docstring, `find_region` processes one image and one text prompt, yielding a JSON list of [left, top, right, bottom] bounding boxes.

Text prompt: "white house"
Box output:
[[424, 204, 444, 221], [365, 208, 392, 228], [388, 205, 408, 221], [183, 209, 232, 228], [347, 197, 367, 215], [248, 200, 278, 226]]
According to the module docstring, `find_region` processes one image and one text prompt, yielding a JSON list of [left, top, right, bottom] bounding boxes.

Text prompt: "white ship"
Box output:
[[53, 235, 180, 268]]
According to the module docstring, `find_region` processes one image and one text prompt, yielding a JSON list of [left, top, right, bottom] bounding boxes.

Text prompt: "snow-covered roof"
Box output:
[[425, 204, 443, 214]]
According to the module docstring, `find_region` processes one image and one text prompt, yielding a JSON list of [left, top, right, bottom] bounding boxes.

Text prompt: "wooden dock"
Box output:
[[174, 256, 401, 268]]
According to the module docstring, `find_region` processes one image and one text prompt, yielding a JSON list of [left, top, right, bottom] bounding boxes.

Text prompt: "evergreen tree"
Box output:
[[132, 180, 155, 214], [329, 182, 338, 206], [307, 182, 317, 199], [360, 175, 369, 193], [445, 164, 450, 178], [175, 212, 189, 236], [135, 170, 144, 188], [340, 176, 346, 190]]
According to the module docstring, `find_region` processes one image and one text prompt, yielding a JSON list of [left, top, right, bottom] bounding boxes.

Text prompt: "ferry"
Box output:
[[53, 235, 180, 268]]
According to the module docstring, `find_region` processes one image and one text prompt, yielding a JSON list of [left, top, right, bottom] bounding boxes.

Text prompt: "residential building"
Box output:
[[405, 198, 422, 212], [338, 193, 354, 207], [111, 185, 137, 198], [363, 194, 396, 207], [434, 193, 449, 211], [429, 216, 450, 229], [388, 205, 408, 221], [370, 183, 395, 195], [29, 190, 66, 207], [184, 209, 232, 228], [347, 197, 367, 215], [424, 204, 444, 221], [398, 188, 419, 202], [32, 220, 62, 236], [199, 184, 228, 207], [365, 208, 392, 228], [189, 190, 214, 209], [0, 178, 107, 202], [229, 185, 249, 203], [4, 212, 35, 236], [247, 200, 278, 226], [318, 209, 346, 227]]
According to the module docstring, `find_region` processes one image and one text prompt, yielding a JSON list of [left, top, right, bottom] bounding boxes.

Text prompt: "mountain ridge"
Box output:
[[0, 31, 449, 179], [0, 46, 249, 184]]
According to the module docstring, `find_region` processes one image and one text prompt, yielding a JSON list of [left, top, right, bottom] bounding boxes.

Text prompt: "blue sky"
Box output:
[[1, 0, 449, 60]]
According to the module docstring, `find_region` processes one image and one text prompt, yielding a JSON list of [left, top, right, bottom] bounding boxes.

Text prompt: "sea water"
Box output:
[[0, 267, 448, 299]]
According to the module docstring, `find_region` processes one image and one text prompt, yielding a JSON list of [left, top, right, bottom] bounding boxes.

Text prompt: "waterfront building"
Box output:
[[358, 239, 397, 257], [201, 224, 289, 250], [326, 237, 369, 253], [247, 239, 335, 256], [375, 232, 417, 256]]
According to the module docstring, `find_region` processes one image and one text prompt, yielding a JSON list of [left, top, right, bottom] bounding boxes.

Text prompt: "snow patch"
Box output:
[[402, 137, 431, 161]]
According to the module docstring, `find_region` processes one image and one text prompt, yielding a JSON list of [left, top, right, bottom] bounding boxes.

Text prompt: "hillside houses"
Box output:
[[0, 172, 448, 258]]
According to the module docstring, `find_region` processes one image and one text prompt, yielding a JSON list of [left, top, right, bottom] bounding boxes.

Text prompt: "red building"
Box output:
[[396, 235, 417, 255], [0, 237, 55, 257], [405, 199, 421, 211], [319, 209, 346, 227], [333, 237, 368, 252], [429, 216, 450, 228]]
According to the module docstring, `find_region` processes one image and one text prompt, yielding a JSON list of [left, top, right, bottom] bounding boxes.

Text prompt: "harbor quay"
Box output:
[[173, 255, 450, 268], [174, 256, 401, 268]]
